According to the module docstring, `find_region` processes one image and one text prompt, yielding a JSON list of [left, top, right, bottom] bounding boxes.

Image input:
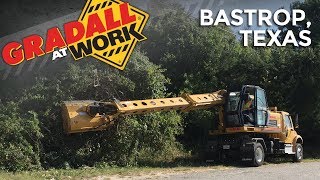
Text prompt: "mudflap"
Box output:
[[240, 142, 255, 161]]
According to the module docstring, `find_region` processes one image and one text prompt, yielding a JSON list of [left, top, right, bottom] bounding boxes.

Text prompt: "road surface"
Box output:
[[164, 161, 320, 180], [101, 161, 320, 180]]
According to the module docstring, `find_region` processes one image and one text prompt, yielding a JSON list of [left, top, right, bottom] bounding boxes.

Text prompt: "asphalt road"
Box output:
[[162, 162, 320, 180]]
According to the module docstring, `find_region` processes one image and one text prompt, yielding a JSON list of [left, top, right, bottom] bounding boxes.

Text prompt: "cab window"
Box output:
[[284, 115, 293, 128], [256, 89, 268, 126], [257, 89, 267, 109]]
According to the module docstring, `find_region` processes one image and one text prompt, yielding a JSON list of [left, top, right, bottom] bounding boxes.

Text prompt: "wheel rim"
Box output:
[[297, 146, 303, 159], [255, 147, 263, 162]]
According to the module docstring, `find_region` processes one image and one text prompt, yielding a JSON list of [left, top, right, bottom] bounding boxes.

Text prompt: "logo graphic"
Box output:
[[70, 0, 149, 70], [1, 0, 149, 70]]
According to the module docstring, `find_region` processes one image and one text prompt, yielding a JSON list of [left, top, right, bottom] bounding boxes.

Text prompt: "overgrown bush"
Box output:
[[3, 50, 184, 169], [0, 102, 42, 171]]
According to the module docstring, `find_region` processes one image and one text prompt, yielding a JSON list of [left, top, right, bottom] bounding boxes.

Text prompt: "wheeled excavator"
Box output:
[[62, 85, 303, 166]]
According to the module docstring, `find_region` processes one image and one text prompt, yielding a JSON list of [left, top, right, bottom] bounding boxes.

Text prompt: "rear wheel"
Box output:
[[293, 143, 303, 162], [252, 142, 264, 166]]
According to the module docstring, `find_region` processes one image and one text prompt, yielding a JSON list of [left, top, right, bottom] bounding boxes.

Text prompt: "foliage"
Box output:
[[0, 102, 42, 171], [289, 0, 320, 47], [0, 50, 183, 170]]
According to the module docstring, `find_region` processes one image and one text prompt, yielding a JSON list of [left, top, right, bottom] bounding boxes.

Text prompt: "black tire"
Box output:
[[293, 143, 303, 162], [252, 142, 265, 167]]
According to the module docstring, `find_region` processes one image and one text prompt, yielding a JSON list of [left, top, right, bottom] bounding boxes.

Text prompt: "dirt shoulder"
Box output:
[[1, 160, 320, 180]]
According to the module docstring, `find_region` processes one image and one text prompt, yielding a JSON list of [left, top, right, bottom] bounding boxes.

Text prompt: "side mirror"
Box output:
[[294, 114, 299, 129]]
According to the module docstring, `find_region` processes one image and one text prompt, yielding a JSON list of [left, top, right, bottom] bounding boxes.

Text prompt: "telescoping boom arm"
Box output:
[[62, 90, 226, 134]]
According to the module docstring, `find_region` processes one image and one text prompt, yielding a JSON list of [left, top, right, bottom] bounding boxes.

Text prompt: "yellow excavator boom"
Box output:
[[62, 90, 226, 134]]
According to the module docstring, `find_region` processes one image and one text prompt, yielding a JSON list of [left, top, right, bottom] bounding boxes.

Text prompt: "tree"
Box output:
[[278, 0, 320, 47]]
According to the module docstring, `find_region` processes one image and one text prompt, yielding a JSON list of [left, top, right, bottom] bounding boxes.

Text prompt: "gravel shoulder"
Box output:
[[167, 161, 320, 180], [92, 161, 320, 180]]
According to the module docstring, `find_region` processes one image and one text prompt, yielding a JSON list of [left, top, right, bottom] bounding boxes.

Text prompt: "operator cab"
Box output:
[[225, 85, 269, 127]]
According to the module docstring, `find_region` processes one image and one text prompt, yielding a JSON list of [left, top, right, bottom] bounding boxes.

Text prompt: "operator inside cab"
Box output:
[[242, 93, 255, 125], [243, 95, 254, 110]]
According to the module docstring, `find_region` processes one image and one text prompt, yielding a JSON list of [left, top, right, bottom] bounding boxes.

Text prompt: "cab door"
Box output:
[[283, 113, 298, 143], [255, 88, 268, 126]]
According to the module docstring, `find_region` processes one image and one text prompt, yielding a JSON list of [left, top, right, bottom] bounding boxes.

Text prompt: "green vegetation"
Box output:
[[0, 103, 42, 171], [0, 0, 320, 173]]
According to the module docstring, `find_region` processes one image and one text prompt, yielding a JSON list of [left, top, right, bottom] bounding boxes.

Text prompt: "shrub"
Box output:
[[0, 102, 42, 171]]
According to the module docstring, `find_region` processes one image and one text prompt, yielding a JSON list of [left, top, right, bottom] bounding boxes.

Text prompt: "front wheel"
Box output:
[[293, 143, 303, 162], [252, 142, 265, 166]]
